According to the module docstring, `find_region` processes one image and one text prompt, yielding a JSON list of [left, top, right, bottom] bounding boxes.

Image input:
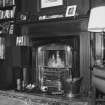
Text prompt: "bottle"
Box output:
[[17, 78, 21, 91], [22, 80, 25, 90]]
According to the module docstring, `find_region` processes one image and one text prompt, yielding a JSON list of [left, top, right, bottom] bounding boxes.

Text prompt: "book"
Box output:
[[11, 6, 16, 18], [5, 0, 15, 6], [0, 10, 3, 19], [0, 0, 3, 7], [9, 24, 14, 34], [3, 0, 5, 6]]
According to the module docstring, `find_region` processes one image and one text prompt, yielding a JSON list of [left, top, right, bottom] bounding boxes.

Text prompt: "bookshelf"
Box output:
[[0, 0, 16, 35], [0, 0, 15, 7], [0, 0, 16, 20]]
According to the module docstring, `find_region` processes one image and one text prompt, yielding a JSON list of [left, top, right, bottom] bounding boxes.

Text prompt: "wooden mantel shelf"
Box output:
[[16, 15, 89, 25], [18, 15, 89, 38]]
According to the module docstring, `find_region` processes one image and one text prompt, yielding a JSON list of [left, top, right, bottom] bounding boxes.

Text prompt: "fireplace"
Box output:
[[32, 36, 80, 94]]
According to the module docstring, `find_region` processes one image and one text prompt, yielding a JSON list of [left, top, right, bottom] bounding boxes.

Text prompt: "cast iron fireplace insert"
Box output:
[[32, 36, 80, 95]]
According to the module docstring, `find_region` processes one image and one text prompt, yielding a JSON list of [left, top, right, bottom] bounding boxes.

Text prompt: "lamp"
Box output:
[[88, 6, 105, 94], [88, 6, 105, 65], [88, 6, 105, 32]]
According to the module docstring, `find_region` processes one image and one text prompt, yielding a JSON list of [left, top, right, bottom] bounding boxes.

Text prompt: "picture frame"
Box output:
[[40, 0, 63, 8], [65, 5, 77, 17]]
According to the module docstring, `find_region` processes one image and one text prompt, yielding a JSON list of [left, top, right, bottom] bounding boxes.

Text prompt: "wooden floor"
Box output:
[[0, 95, 28, 105], [0, 90, 90, 105]]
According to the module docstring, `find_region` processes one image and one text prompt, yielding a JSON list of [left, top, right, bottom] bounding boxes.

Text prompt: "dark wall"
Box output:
[[92, 0, 105, 7], [12, 47, 21, 67], [67, 0, 89, 15], [0, 45, 32, 89], [20, 0, 89, 15], [20, 0, 38, 15], [0, 47, 13, 89], [18, 0, 105, 16], [12, 46, 32, 67]]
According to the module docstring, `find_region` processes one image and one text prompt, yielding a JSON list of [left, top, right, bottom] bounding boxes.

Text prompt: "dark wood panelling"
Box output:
[[21, 0, 38, 15], [20, 0, 90, 17], [92, 0, 105, 8], [80, 32, 90, 95], [0, 47, 13, 89], [12, 47, 21, 67], [15, 0, 22, 12], [21, 46, 32, 67], [12, 46, 32, 67], [67, 0, 89, 15]]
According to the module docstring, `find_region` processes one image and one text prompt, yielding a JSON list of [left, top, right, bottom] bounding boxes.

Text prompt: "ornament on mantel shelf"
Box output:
[[65, 5, 77, 17], [16, 36, 30, 46]]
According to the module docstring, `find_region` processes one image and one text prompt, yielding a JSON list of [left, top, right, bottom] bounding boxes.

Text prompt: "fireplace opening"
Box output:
[[32, 36, 80, 95]]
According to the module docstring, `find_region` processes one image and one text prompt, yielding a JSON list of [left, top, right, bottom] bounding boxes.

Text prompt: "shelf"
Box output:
[[0, 18, 15, 23], [96, 99, 105, 101], [15, 15, 89, 25], [0, 5, 16, 10]]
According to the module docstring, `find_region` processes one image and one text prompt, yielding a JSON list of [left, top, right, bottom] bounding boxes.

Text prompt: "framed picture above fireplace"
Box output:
[[65, 5, 77, 17], [41, 0, 63, 8], [37, 0, 67, 15]]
